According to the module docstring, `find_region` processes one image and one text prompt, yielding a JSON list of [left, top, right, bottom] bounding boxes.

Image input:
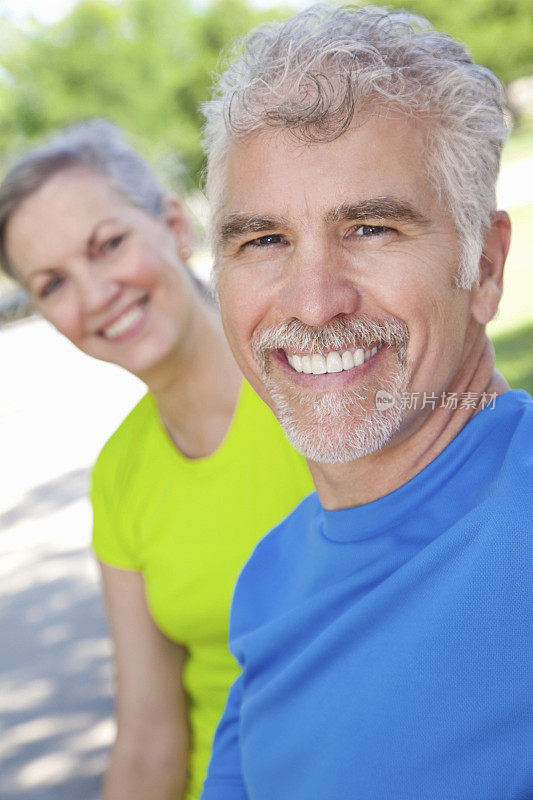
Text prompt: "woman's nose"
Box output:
[[79, 270, 121, 316]]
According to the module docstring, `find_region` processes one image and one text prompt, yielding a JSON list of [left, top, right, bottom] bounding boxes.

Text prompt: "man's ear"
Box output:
[[470, 210, 511, 326], [162, 195, 194, 261]]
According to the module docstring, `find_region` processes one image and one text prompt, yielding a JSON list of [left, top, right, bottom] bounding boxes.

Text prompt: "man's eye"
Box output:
[[351, 225, 392, 237], [39, 275, 64, 298], [244, 234, 287, 248]]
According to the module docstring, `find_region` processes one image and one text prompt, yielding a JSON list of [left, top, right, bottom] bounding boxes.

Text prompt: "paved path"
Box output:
[[0, 318, 144, 799]]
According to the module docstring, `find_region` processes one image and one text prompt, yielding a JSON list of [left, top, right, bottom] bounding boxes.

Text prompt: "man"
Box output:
[[200, 6, 532, 798]]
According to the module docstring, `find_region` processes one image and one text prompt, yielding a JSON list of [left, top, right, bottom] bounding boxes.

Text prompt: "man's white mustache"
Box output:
[[251, 316, 409, 371]]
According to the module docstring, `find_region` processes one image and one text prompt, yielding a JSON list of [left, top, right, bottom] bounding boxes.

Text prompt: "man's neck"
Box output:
[[309, 331, 509, 510]]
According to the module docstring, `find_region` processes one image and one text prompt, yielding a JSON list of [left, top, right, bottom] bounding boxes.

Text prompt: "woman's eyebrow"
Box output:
[[87, 217, 121, 249], [24, 217, 123, 280]]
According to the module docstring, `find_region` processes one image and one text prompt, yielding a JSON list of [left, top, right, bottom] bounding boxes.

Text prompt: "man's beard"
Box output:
[[252, 316, 409, 464]]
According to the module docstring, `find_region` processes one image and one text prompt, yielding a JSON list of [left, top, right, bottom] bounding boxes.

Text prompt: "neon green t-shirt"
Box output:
[[91, 380, 313, 798]]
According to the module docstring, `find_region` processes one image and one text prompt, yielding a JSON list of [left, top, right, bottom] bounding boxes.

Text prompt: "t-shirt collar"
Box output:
[[319, 390, 518, 543]]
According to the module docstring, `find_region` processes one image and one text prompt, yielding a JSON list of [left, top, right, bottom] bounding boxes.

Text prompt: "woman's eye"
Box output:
[[244, 233, 287, 248], [39, 275, 64, 298], [100, 233, 127, 255]]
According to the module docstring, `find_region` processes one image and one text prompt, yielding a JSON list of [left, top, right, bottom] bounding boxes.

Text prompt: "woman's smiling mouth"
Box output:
[[99, 296, 149, 341]]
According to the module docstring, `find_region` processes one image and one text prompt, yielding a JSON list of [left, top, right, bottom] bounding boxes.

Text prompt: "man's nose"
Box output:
[[279, 242, 360, 328]]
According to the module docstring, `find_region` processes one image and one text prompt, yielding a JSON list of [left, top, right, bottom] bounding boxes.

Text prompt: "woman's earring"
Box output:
[[179, 245, 192, 262]]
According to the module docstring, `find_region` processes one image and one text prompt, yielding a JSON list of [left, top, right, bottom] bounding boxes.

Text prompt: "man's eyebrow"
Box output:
[[326, 198, 431, 226], [217, 199, 430, 247], [219, 214, 290, 246]]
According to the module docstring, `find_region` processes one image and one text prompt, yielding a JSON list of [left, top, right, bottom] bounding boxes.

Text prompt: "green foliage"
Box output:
[[384, 0, 533, 85], [0, 0, 285, 188], [0, 0, 531, 188], [494, 323, 533, 394]]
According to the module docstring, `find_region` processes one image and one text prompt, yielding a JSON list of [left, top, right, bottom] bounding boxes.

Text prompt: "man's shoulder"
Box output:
[[496, 391, 533, 503], [492, 389, 532, 471], [458, 390, 533, 541], [507, 388, 532, 423], [462, 389, 532, 469], [235, 492, 319, 585], [498, 387, 533, 420], [250, 490, 319, 560], [229, 491, 319, 643]]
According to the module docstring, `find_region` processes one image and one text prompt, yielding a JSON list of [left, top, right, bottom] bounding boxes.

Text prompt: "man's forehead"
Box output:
[[224, 111, 426, 163], [221, 116, 429, 205]]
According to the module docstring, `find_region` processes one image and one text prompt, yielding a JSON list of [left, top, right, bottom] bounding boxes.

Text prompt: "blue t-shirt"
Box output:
[[202, 390, 533, 800]]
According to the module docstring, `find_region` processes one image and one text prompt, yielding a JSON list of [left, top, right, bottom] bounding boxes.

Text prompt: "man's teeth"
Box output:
[[287, 345, 381, 374], [102, 305, 145, 339]]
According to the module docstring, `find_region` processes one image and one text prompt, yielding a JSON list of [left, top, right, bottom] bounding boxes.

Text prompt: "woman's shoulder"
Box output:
[[92, 392, 157, 477], [235, 380, 295, 447]]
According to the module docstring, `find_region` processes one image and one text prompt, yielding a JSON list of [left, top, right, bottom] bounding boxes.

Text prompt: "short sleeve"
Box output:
[[90, 445, 141, 571], [200, 676, 248, 799]]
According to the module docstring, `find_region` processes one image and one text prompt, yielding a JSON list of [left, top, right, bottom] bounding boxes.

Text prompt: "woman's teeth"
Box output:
[[102, 304, 145, 340], [287, 345, 382, 374]]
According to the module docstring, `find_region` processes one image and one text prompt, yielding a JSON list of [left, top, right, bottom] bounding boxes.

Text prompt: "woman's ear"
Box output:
[[162, 195, 194, 261], [470, 211, 511, 326]]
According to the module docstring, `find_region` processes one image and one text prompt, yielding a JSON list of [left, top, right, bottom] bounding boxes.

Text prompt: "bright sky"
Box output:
[[0, 0, 241, 26], [0, 0, 80, 24], [0, 0, 296, 25], [0, 0, 294, 23]]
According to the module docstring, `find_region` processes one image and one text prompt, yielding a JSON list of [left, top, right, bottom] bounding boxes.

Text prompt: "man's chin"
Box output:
[[270, 386, 405, 464]]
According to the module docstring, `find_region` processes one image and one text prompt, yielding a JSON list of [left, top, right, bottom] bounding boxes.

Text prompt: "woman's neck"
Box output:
[[141, 298, 242, 459]]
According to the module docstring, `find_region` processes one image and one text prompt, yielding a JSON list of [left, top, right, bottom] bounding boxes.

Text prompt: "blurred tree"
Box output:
[[0, 0, 283, 188], [0, 0, 531, 188], [386, 0, 533, 86]]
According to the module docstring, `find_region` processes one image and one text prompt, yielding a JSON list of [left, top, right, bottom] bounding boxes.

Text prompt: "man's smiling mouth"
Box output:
[[285, 344, 383, 374], [251, 315, 409, 382]]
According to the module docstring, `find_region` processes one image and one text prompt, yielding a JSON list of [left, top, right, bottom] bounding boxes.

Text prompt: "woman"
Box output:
[[0, 120, 313, 800]]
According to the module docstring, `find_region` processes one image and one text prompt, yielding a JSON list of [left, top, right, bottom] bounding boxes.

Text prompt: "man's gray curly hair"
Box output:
[[202, 4, 508, 288]]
